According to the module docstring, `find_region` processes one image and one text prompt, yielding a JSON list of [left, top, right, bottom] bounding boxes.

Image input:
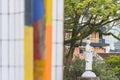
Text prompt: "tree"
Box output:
[[64, 0, 120, 66]]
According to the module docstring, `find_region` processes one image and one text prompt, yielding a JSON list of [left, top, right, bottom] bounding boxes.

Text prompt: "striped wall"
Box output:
[[0, 0, 24, 80]]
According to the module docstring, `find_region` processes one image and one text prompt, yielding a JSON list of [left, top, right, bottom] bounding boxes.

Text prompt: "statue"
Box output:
[[85, 39, 94, 71], [81, 39, 96, 78]]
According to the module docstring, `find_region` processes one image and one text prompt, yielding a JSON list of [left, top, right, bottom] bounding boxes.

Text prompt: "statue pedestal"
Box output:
[[80, 77, 100, 80], [81, 71, 96, 77], [80, 71, 99, 80]]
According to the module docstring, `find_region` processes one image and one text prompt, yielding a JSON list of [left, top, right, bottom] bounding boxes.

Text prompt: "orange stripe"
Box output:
[[44, 24, 52, 80], [44, 0, 52, 80]]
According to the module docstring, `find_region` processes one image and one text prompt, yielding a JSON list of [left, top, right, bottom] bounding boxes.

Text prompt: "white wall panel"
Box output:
[[0, 68, 1, 80], [52, 21, 57, 43], [20, 41, 24, 66], [9, 0, 15, 13], [20, 0, 24, 12], [0, 0, 24, 80], [52, 44, 57, 66], [15, 68, 20, 80], [9, 41, 15, 66], [52, 67, 56, 80], [2, 41, 8, 66], [1, 15, 8, 40], [52, 0, 57, 20], [15, 41, 20, 66], [14, 0, 20, 12], [9, 15, 15, 39], [56, 67, 63, 80], [2, 67, 8, 80], [0, 0, 1, 14], [52, 0, 64, 80], [20, 13, 24, 39], [20, 68, 24, 80], [9, 67, 15, 80], [57, 21, 63, 43], [56, 44, 63, 66], [15, 14, 20, 39], [1, 0, 8, 13], [0, 15, 1, 39], [57, 0, 64, 20], [0, 41, 1, 65]]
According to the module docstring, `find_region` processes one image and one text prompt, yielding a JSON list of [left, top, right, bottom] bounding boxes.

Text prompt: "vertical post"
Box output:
[[52, 0, 64, 80]]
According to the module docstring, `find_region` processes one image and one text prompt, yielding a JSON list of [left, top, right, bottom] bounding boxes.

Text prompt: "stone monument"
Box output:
[[81, 39, 100, 80]]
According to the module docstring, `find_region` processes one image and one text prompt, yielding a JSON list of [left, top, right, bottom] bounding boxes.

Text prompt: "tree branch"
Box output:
[[102, 32, 120, 41], [101, 17, 120, 27]]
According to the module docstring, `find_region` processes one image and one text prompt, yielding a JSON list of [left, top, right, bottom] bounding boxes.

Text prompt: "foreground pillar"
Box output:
[[52, 0, 64, 80]]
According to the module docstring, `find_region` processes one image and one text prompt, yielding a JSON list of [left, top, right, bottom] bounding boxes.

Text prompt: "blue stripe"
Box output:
[[33, 0, 45, 22], [25, 0, 32, 26]]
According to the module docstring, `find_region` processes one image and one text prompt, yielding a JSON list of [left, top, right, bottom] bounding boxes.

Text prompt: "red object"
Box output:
[[33, 22, 42, 60]]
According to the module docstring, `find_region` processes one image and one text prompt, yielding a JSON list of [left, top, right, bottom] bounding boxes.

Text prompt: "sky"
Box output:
[[103, 26, 120, 50]]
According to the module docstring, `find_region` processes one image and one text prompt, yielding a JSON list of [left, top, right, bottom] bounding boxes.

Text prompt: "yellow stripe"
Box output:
[[24, 26, 33, 80], [45, 0, 52, 25]]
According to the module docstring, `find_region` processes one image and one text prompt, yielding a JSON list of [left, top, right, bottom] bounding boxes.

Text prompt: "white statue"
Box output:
[[85, 39, 93, 71], [81, 39, 96, 78]]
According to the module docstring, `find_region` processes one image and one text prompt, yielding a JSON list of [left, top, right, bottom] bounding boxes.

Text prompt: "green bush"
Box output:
[[105, 56, 120, 79], [64, 57, 85, 80], [93, 61, 118, 80], [64, 57, 119, 80]]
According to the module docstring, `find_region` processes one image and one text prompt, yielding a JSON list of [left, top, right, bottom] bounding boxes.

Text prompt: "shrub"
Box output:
[[64, 56, 119, 80]]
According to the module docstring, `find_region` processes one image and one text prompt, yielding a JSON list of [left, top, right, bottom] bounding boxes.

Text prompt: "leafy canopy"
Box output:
[[64, 0, 120, 44]]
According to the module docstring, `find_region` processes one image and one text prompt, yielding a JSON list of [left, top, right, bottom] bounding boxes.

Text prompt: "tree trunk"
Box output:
[[64, 28, 78, 67], [67, 47, 75, 66]]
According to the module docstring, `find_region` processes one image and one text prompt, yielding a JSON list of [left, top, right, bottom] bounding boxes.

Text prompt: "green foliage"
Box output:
[[105, 56, 120, 79], [93, 61, 119, 80], [64, 57, 85, 80], [64, 57, 119, 80], [64, 0, 120, 43], [70, 57, 85, 75], [65, 0, 120, 27]]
